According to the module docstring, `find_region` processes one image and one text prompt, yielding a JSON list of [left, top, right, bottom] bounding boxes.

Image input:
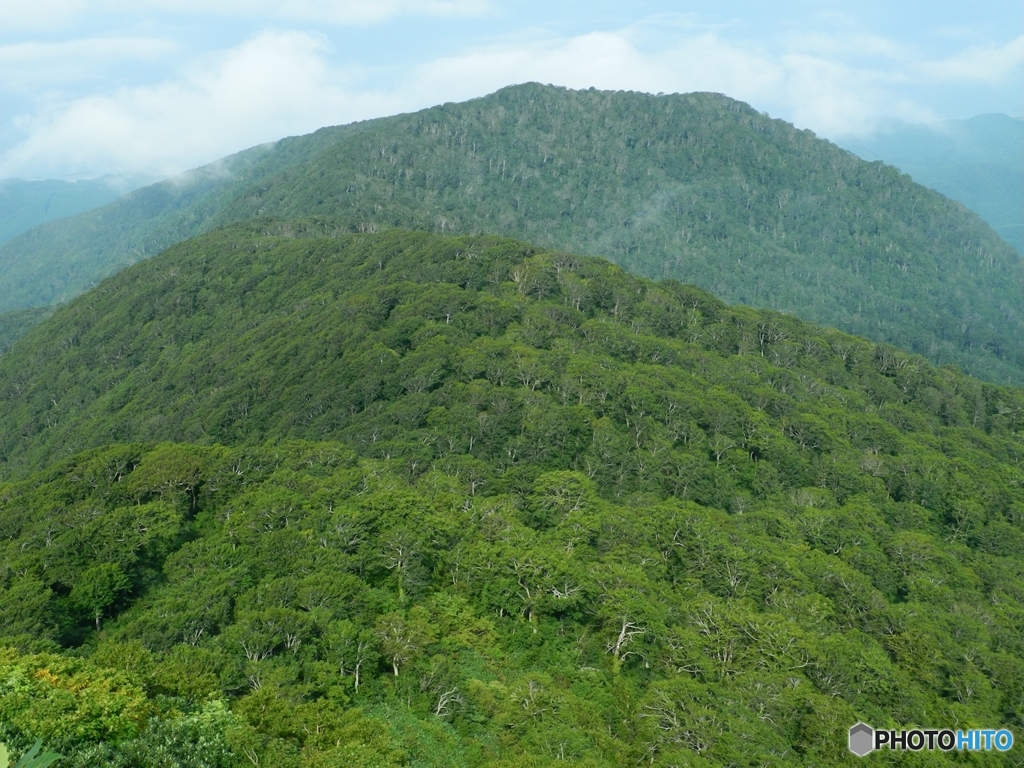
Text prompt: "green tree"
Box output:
[[69, 563, 129, 632]]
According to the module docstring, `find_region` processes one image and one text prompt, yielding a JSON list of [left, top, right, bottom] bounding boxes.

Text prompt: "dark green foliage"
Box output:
[[2, 84, 1021, 383], [1, 228, 1023, 764], [2, 226, 1022, 484], [0, 306, 54, 354]]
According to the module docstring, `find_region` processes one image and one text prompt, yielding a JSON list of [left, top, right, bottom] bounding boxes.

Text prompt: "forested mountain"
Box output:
[[0, 175, 152, 246], [1, 84, 1021, 384], [839, 114, 1024, 254], [2, 226, 1024, 765], [0, 119, 381, 312], [0, 306, 52, 355]]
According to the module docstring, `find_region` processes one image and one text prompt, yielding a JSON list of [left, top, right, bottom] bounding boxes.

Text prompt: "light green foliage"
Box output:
[[0, 231, 1021, 763], [0, 430, 1022, 763], [70, 563, 129, 632], [0, 648, 148, 752]]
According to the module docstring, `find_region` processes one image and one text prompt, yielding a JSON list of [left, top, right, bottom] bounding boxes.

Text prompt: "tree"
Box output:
[[375, 608, 434, 677], [69, 563, 129, 632]]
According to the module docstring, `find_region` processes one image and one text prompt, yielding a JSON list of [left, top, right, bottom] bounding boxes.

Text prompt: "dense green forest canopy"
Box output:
[[0, 306, 53, 355], [0, 118, 381, 311], [1, 84, 1021, 384], [1, 227, 1024, 764], [2, 224, 1023, 481]]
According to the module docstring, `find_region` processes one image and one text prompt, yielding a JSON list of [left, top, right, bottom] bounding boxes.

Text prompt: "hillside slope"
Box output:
[[0, 175, 152, 245], [1, 226, 1023, 765], [0, 306, 53, 354], [0, 118, 380, 311], [1, 222, 1022, 481], [1, 84, 1021, 383], [840, 114, 1024, 253]]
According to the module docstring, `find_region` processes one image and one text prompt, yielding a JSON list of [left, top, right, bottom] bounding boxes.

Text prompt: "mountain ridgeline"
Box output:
[[839, 114, 1024, 254], [1, 84, 1021, 384], [2, 224, 1022, 481], [0, 175, 154, 246], [1, 227, 1024, 765]]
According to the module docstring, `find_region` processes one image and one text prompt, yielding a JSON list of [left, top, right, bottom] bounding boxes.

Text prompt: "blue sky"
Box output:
[[0, 0, 1020, 180]]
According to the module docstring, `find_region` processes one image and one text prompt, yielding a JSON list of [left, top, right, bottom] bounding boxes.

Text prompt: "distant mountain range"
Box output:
[[839, 114, 1024, 253], [0, 84, 1021, 384], [0, 175, 154, 245]]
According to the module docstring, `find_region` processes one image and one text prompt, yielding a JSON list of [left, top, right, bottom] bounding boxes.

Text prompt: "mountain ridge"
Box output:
[[1, 83, 1021, 384], [0, 174, 154, 246], [2, 221, 1021, 480], [838, 114, 1024, 253]]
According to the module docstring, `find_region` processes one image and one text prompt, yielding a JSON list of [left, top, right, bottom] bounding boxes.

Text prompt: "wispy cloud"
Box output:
[[0, 0, 84, 31], [0, 15, 1020, 179], [786, 31, 916, 62], [917, 35, 1024, 84], [0, 31, 393, 178], [775, 53, 931, 136]]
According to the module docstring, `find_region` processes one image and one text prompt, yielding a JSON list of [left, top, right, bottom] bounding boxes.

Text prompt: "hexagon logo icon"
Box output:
[[849, 722, 874, 756]]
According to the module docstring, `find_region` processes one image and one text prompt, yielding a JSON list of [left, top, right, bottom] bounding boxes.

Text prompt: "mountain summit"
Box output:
[[1, 84, 1021, 382]]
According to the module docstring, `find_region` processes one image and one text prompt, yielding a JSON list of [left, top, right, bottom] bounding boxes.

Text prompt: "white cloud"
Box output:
[[404, 30, 931, 139], [786, 31, 915, 62], [406, 21, 1024, 139], [917, 35, 1024, 84], [404, 31, 781, 111], [408, 33, 670, 101], [0, 31, 395, 178], [775, 54, 932, 137], [194, 0, 490, 24], [0, 0, 85, 31], [1, 18, 1020, 179]]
